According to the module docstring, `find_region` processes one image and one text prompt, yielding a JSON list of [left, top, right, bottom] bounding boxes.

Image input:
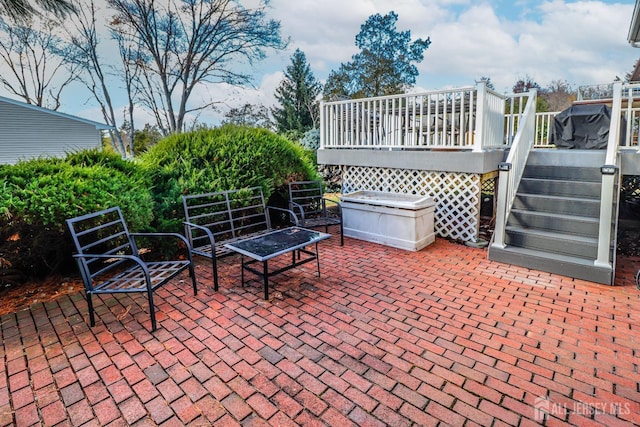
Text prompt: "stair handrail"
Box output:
[[594, 81, 623, 269], [492, 89, 537, 249]]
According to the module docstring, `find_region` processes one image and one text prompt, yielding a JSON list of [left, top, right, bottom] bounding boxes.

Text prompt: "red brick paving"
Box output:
[[1, 230, 640, 426]]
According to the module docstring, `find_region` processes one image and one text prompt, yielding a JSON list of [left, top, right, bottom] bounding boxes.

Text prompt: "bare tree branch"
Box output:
[[65, 0, 130, 156], [108, 0, 287, 133], [0, 17, 78, 109]]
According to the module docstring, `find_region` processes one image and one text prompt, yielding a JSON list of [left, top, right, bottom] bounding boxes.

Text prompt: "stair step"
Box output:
[[488, 245, 613, 285], [505, 226, 598, 258], [513, 193, 601, 217], [491, 149, 617, 285], [519, 177, 601, 198], [508, 209, 599, 237], [526, 149, 606, 169], [522, 165, 602, 182]]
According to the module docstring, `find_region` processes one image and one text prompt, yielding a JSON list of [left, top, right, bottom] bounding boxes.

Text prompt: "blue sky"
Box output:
[[2, 0, 639, 127]]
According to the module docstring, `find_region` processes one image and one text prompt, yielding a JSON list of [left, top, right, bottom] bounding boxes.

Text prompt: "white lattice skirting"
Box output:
[[341, 166, 481, 242]]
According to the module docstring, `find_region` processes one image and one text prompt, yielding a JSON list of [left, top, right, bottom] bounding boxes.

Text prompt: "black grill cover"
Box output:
[[550, 104, 615, 149]]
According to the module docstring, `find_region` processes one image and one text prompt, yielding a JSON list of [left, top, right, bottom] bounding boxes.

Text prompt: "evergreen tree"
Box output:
[[324, 11, 430, 100], [272, 49, 322, 135], [1, 0, 74, 22]]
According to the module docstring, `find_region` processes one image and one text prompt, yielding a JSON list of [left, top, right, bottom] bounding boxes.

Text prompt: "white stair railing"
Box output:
[[492, 89, 538, 249], [594, 82, 623, 269], [534, 111, 559, 147]]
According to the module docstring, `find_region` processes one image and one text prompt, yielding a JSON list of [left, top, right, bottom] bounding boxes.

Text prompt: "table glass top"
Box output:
[[225, 227, 330, 259]]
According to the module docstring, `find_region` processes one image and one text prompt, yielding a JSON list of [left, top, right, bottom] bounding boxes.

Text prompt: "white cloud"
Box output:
[[408, 0, 637, 92], [181, 72, 286, 126], [3, 0, 638, 127]]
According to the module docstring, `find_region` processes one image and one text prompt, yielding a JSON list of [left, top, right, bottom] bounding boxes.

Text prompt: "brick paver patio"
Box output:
[[1, 230, 639, 426]]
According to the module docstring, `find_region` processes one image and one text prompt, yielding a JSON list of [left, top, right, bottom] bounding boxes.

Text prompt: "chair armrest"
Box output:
[[182, 221, 217, 246], [267, 205, 300, 226], [130, 232, 190, 245], [322, 196, 341, 207], [288, 202, 306, 224], [324, 197, 342, 216], [130, 232, 194, 255], [320, 197, 341, 218], [72, 253, 152, 290]]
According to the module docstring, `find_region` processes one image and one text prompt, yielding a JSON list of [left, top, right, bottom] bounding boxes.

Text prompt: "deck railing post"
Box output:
[[474, 81, 487, 152], [493, 163, 511, 248], [594, 81, 623, 269], [319, 101, 326, 149]]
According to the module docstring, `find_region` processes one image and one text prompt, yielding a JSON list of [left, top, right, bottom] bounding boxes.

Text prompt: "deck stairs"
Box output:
[[488, 150, 619, 285]]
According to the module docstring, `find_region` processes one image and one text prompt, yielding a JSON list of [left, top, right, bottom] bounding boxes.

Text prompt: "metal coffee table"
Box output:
[[224, 227, 331, 299]]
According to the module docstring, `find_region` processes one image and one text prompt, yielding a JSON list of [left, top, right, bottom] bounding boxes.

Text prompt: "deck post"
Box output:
[[474, 82, 487, 152], [319, 101, 326, 149], [492, 162, 510, 249]]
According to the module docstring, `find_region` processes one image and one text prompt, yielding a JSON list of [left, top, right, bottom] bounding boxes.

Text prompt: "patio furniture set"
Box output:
[[66, 181, 343, 332]]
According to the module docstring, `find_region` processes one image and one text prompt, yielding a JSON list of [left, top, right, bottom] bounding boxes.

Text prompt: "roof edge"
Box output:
[[0, 95, 115, 130], [629, 0, 640, 45]]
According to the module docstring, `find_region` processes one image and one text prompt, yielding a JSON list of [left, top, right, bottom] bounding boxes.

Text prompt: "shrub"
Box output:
[[0, 152, 153, 283], [140, 124, 320, 232], [300, 128, 320, 151]]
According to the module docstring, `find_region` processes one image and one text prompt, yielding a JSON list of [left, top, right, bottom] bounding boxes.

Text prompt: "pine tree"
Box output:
[[324, 12, 430, 100], [272, 49, 322, 135]]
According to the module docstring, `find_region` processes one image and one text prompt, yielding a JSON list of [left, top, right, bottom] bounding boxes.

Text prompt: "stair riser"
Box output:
[[518, 179, 601, 199], [488, 246, 613, 285], [505, 231, 597, 258], [508, 212, 599, 237], [522, 166, 601, 182], [512, 196, 600, 217]]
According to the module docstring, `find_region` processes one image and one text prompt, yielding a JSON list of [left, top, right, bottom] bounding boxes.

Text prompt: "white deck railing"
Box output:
[[320, 83, 509, 151], [320, 83, 639, 152], [534, 111, 558, 147], [492, 89, 537, 249], [622, 83, 640, 148]]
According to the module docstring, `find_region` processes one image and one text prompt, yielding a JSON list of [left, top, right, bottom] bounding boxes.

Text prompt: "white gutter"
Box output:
[[628, 0, 640, 46]]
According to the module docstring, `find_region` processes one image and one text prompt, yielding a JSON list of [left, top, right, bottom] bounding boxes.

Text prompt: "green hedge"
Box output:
[[140, 124, 320, 231], [0, 151, 153, 282], [0, 126, 319, 284]]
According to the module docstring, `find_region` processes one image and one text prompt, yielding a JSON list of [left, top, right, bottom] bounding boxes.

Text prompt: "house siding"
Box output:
[[0, 101, 103, 164]]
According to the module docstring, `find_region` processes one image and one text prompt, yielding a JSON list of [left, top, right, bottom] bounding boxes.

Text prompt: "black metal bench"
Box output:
[[183, 186, 296, 290], [288, 180, 343, 246], [66, 207, 197, 332]]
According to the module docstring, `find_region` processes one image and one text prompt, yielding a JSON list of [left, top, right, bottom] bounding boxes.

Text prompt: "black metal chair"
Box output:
[[66, 207, 197, 332], [288, 180, 343, 246], [183, 187, 295, 290]]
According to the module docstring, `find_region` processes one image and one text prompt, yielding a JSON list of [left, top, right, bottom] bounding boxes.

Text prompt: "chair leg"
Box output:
[[189, 262, 198, 295], [86, 293, 95, 327], [339, 222, 344, 246], [148, 290, 157, 332], [212, 257, 219, 292]]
